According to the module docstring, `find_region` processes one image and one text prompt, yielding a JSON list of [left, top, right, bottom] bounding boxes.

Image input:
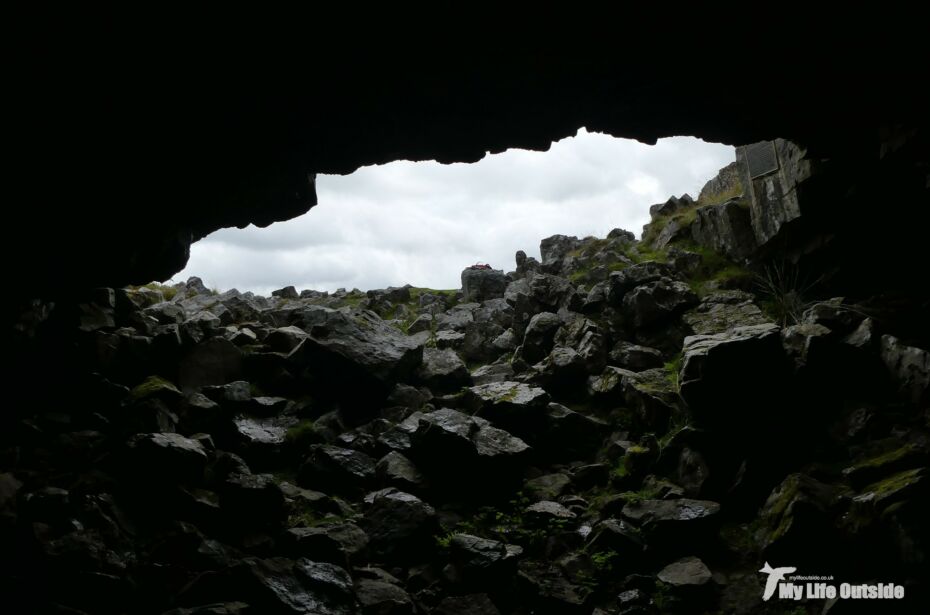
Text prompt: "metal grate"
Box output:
[[746, 141, 779, 178]]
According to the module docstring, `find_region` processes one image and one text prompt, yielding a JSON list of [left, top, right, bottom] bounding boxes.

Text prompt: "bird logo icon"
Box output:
[[759, 562, 797, 601]]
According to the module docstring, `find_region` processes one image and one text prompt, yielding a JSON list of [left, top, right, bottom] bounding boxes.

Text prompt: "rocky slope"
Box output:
[[3, 172, 929, 614]]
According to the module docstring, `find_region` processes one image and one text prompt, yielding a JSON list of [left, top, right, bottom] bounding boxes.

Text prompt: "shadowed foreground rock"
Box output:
[[5, 159, 930, 613]]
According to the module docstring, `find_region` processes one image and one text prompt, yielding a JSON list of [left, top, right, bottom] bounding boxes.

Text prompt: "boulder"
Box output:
[[271, 285, 299, 299], [802, 297, 865, 333], [621, 498, 720, 547], [532, 346, 587, 392], [298, 445, 377, 495], [607, 261, 678, 304], [587, 367, 679, 429], [585, 519, 643, 564], [679, 323, 790, 433], [224, 557, 355, 615], [355, 578, 414, 615], [179, 338, 245, 391], [683, 291, 770, 335], [554, 316, 607, 374], [691, 200, 756, 260], [698, 162, 742, 203], [462, 381, 550, 440], [435, 307, 475, 332], [265, 326, 309, 353], [758, 473, 844, 562], [518, 312, 562, 363], [282, 523, 369, 567], [376, 451, 426, 492], [220, 473, 287, 529], [461, 268, 508, 303], [656, 556, 715, 606], [525, 500, 576, 523], [125, 432, 208, 484], [448, 534, 523, 587], [416, 347, 471, 392], [364, 489, 438, 562], [649, 194, 694, 219], [407, 408, 530, 491], [535, 403, 608, 461], [525, 473, 572, 501], [287, 307, 422, 407], [230, 415, 299, 467], [880, 335, 929, 404], [652, 217, 690, 250], [657, 556, 713, 587], [622, 279, 698, 329], [505, 274, 581, 337], [540, 234, 582, 267], [471, 361, 516, 385], [516, 561, 589, 613], [608, 341, 664, 371], [462, 322, 512, 363]]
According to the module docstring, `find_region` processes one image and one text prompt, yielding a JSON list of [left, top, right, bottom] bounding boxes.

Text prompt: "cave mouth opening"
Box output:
[[171, 130, 734, 296]]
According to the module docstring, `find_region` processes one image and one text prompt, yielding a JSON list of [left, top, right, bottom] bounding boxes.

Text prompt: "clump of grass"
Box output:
[[699, 182, 743, 207], [753, 260, 822, 326], [140, 282, 178, 301], [663, 354, 683, 391]]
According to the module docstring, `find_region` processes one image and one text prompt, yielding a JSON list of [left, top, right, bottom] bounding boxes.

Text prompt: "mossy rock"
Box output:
[[759, 473, 846, 557], [128, 375, 182, 403], [842, 443, 927, 488]]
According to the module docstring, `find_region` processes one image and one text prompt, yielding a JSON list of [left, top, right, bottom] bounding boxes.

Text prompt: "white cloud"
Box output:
[[176, 129, 734, 295]]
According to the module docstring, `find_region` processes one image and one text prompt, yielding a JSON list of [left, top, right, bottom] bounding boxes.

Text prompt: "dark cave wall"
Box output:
[[7, 13, 929, 300]]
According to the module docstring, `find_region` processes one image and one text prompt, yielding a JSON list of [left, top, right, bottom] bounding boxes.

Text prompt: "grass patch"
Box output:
[[616, 484, 662, 505], [128, 375, 180, 402], [753, 261, 822, 326], [700, 181, 743, 207], [408, 287, 459, 307], [139, 282, 179, 301], [285, 420, 320, 447], [287, 509, 345, 528], [663, 354, 682, 391]]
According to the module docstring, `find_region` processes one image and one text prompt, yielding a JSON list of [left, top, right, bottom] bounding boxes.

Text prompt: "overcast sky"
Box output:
[[177, 129, 734, 295]]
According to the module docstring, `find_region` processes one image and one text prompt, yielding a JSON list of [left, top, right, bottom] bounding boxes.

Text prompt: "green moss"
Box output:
[[763, 477, 804, 544], [285, 420, 319, 446], [611, 457, 630, 480], [641, 216, 670, 248], [663, 354, 682, 391], [128, 375, 180, 402], [617, 485, 661, 505], [861, 467, 924, 504], [287, 509, 344, 528], [850, 444, 919, 472], [590, 549, 618, 572], [407, 287, 459, 309], [498, 385, 521, 403]]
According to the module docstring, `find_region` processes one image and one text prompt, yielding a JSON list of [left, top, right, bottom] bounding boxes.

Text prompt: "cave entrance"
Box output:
[[174, 130, 734, 296]]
